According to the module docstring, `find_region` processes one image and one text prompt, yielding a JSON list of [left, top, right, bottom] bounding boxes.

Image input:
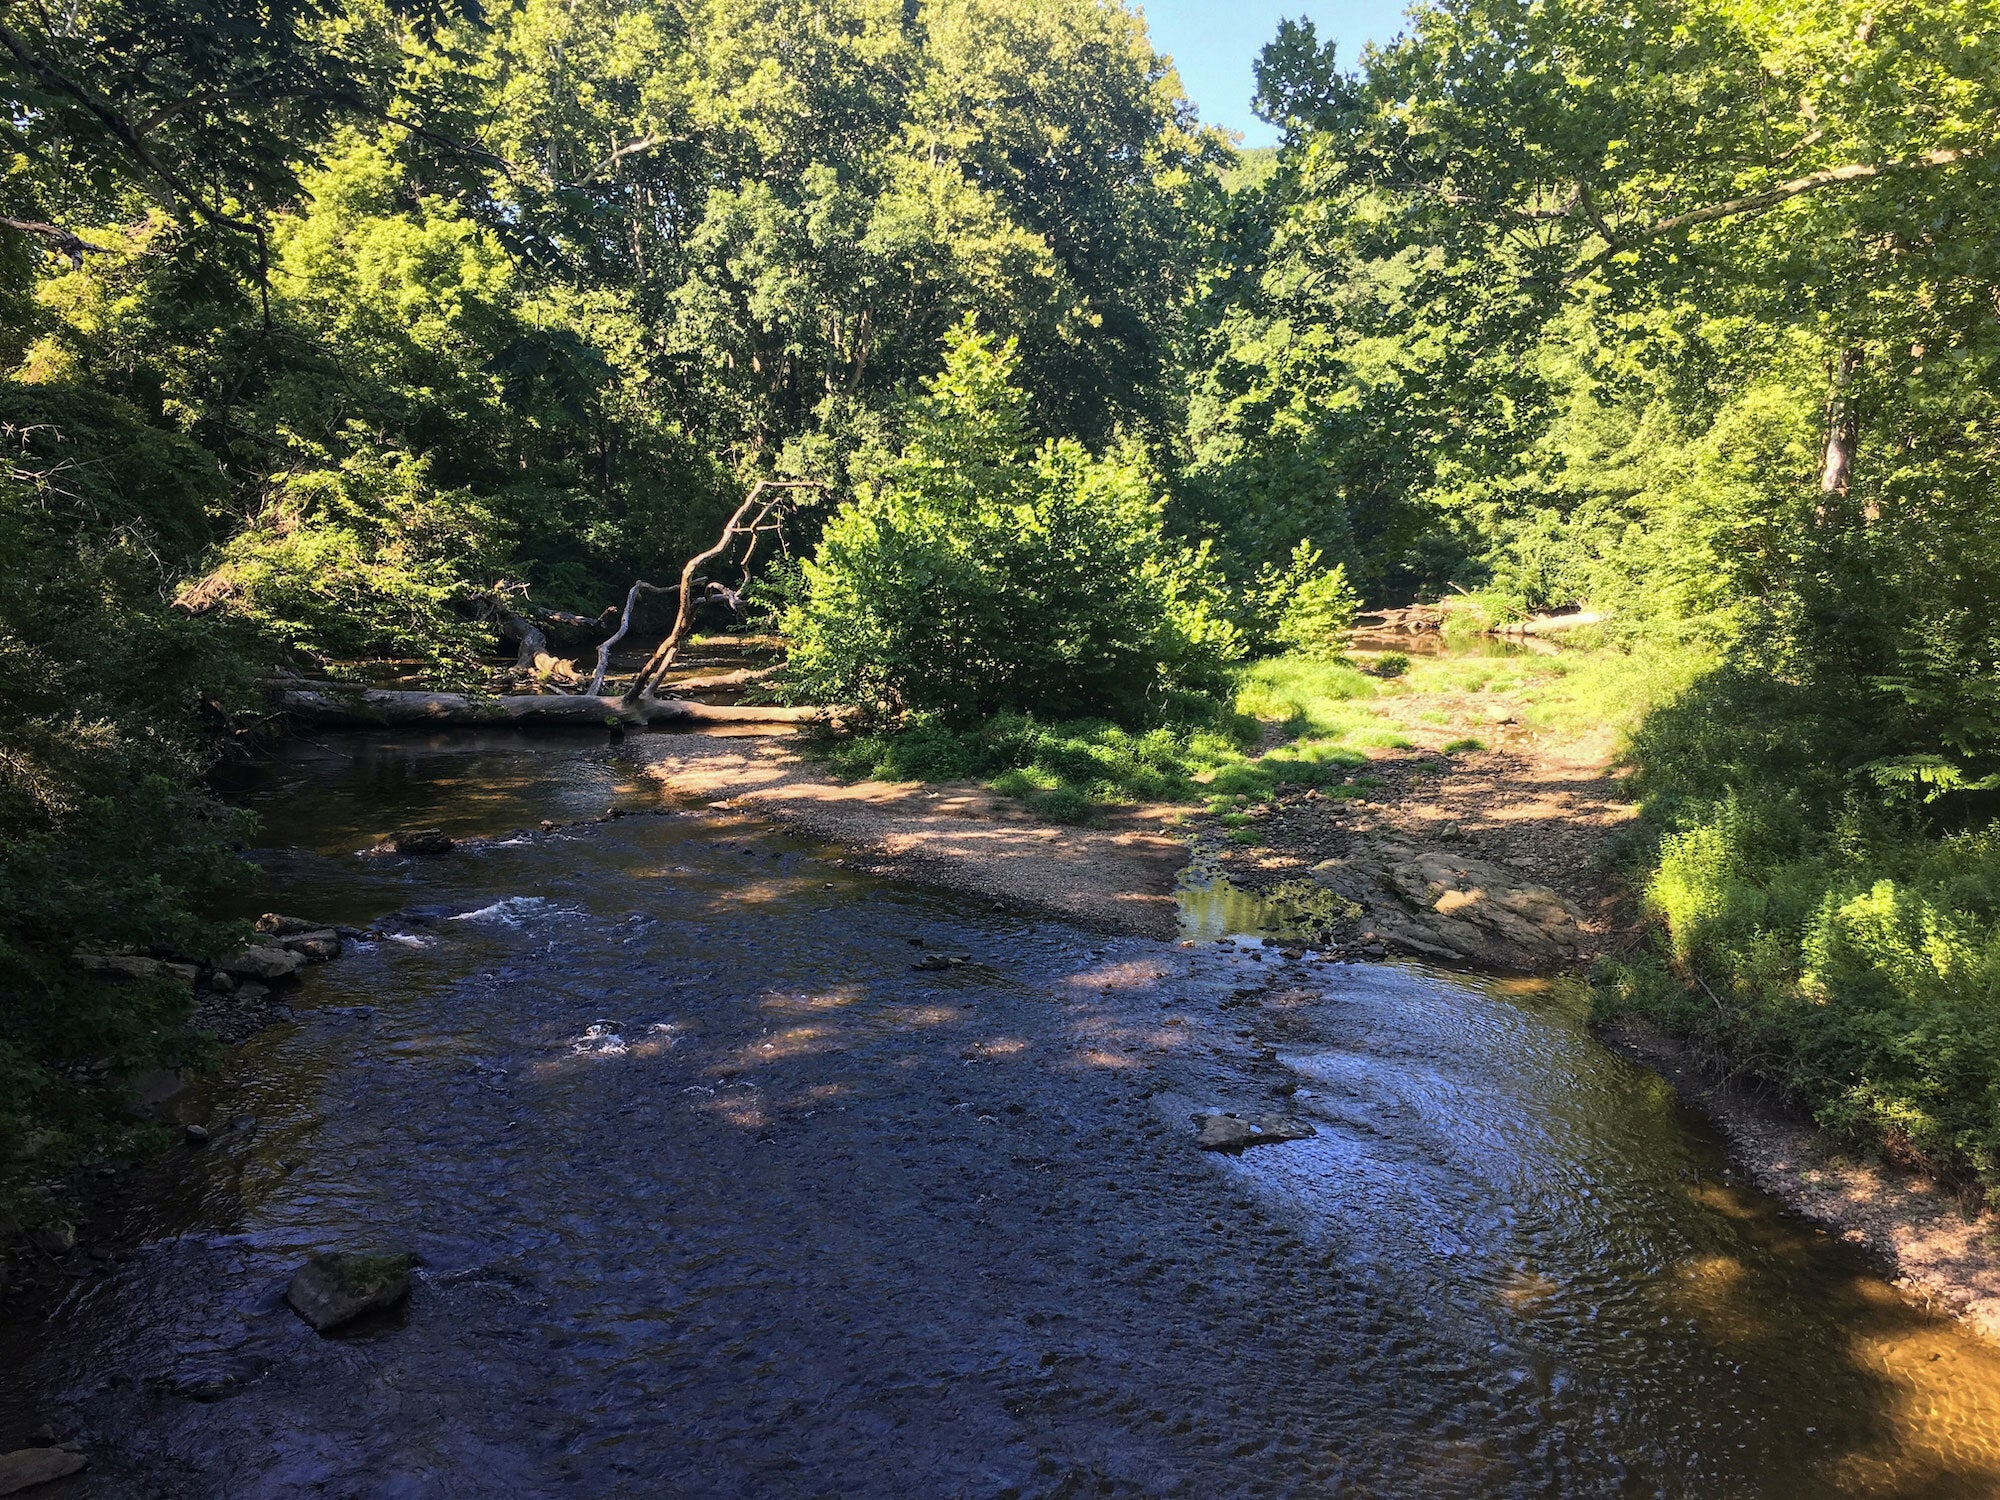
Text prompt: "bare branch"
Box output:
[[622, 480, 824, 704], [0, 214, 112, 262]]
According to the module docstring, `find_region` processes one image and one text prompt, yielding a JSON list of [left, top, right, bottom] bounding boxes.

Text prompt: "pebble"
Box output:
[[184, 1124, 211, 1146]]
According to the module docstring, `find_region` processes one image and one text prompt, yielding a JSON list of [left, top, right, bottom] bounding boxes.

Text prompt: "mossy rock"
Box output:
[[286, 1250, 413, 1332]]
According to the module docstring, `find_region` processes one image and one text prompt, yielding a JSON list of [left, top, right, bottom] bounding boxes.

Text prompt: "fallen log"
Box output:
[[269, 682, 822, 729], [657, 665, 781, 691], [1495, 610, 1605, 637]]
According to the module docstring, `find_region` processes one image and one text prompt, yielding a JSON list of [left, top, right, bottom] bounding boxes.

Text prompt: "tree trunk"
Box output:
[[1819, 345, 1861, 502]]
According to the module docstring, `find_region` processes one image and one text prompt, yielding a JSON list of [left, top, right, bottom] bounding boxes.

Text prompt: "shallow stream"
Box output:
[[10, 731, 2000, 1497]]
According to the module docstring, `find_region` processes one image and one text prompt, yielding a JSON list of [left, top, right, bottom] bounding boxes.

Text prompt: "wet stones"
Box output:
[[391, 828, 455, 856], [286, 1251, 414, 1332], [911, 952, 971, 972], [1193, 1113, 1317, 1151], [0, 1447, 86, 1494]]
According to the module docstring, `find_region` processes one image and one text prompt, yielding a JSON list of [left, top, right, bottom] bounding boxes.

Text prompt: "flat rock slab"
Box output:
[[1311, 835, 1586, 971], [392, 828, 455, 856], [224, 945, 307, 982], [0, 1448, 87, 1494], [286, 1251, 414, 1332], [1194, 1112, 1318, 1151]]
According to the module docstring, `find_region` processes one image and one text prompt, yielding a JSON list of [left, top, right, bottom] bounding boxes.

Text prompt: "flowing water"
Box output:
[[9, 732, 2000, 1498]]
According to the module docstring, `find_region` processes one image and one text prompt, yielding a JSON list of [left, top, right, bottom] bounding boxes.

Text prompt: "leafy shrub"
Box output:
[[1370, 651, 1411, 678], [1249, 541, 1359, 659], [783, 321, 1242, 722], [0, 385, 255, 1211], [175, 444, 505, 676]]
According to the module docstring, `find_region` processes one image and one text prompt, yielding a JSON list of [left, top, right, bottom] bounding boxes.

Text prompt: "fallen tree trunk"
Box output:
[[270, 682, 822, 729], [657, 665, 781, 691], [1495, 610, 1605, 637]]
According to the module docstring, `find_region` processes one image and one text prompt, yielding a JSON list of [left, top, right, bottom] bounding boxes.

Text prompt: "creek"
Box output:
[[8, 730, 2000, 1497]]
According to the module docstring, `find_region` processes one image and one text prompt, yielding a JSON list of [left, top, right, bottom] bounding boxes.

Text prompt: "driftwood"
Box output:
[[270, 682, 820, 729], [624, 479, 820, 704], [1356, 604, 1446, 634], [656, 665, 781, 692]]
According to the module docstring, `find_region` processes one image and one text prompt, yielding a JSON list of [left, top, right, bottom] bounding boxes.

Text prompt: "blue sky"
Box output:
[[1137, 0, 1411, 147]]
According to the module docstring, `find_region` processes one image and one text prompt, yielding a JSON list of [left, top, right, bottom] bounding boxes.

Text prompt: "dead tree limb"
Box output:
[[622, 479, 823, 705], [587, 580, 678, 696]]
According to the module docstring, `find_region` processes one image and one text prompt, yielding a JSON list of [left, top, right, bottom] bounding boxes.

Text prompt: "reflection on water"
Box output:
[[5, 732, 2000, 1497]]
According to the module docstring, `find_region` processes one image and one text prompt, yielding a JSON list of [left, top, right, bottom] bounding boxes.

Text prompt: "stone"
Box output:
[[274, 929, 341, 962], [25, 1221, 75, 1257], [184, 1124, 211, 1146], [911, 953, 970, 971], [209, 970, 237, 994], [0, 1447, 87, 1494], [1485, 704, 1518, 724], [1193, 1112, 1317, 1151], [223, 946, 306, 982], [255, 913, 323, 937], [1309, 836, 1586, 971], [392, 828, 455, 856], [286, 1251, 414, 1332], [74, 952, 196, 985]]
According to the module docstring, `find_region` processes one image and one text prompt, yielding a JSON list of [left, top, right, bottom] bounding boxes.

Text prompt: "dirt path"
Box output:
[[636, 731, 1190, 937]]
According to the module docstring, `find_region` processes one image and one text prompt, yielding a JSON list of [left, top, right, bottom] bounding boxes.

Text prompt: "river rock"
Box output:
[[392, 828, 455, 856], [74, 952, 198, 985], [286, 1251, 414, 1332], [256, 913, 323, 937], [273, 929, 341, 962], [0, 1447, 86, 1494], [1309, 836, 1585, 971], [223, 945, 306, 982], [25, 1220, 75, 1257], [1193, 1112, 1317, 1151]]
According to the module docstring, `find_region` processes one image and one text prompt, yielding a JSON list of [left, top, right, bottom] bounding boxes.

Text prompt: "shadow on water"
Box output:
[[3, 730, 1999, 1497]]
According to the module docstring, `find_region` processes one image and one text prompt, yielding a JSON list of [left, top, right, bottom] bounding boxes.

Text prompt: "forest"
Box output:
[[5, 0, 2000, 1220]]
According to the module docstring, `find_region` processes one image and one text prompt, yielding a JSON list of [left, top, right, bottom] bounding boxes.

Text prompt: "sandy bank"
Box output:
[[636, 731, 1190, 937]]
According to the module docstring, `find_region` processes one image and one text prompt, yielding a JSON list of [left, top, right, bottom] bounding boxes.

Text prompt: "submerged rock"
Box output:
[[1193, 1112, 1317, 1151], [393, 828, 455, 856], [0, 1447, 86, 1494], [1310, 836, 1585, 971], [911, 952, 971, 972], [286, 1251, 414, 1332]]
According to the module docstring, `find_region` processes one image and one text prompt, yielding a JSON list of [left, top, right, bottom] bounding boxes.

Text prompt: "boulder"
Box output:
[[1193, 1112, 1317, 1151], [25, 1220, 75, 1257], [74, 952, 198, 985], [273, 929, 341, 962], [256, 913, 323, 937], [0, 1447, 87, 1494], [1309, 836, 1586, 971], [392, 829, 454, 856], [223, 946, 306, 982], [286, 1251, 414, 1332]]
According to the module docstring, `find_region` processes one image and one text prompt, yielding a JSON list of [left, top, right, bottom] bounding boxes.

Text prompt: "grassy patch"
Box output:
[[813, 650, 1415, 822]]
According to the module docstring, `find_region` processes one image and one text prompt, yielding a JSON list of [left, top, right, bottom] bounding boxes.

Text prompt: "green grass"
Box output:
[[812, 651, 1412, 823], [1516, 640, 1713, 738]]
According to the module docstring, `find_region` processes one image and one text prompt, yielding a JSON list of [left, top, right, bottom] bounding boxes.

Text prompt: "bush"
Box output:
[[0, 385, 255, 1213], [1369, 651, 1411, 678], [1603, 664, 2000, 1200], [783, 321, 1242, 722], [1249, 541, 1360, 659]]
